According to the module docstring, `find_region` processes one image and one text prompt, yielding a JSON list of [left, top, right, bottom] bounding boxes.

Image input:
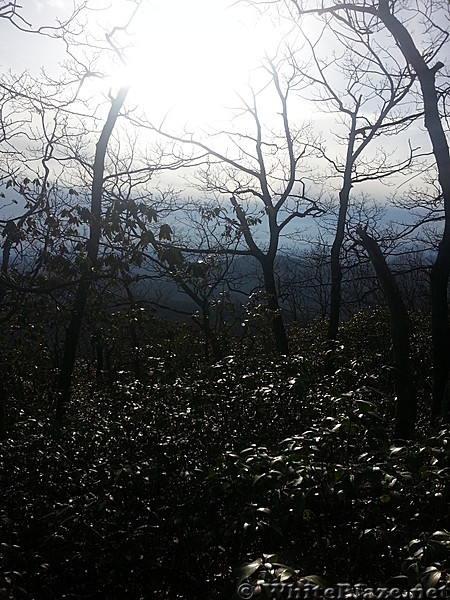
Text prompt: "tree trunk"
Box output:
[[327, 120, 357, 342], [171, 272, 220, 364], [328, 239, 343, 342], [0, 378, 7, 440], [261, 257, 289, 355], [377, 0, 450, 419], [124, 282, 142, 379], [56, 86, 129, 420], [430, 235, 450, 419], [326, 184, 351, 374], [356, 226, 416, 439], [57, 278, 91, 415], [326, 104, 360, 375], [0, 236, 12, 304], [201, 299, 216, 364]]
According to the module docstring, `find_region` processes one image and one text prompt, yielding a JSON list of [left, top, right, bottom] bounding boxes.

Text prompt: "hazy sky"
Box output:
[[1, 1, 439, 145], [1, 0, 282, 122], [1, 0, 447, 229]]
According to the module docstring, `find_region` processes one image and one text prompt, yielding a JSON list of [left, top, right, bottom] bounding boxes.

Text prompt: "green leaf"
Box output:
[[291, 476, 303, 487], [159, 223, 173, 241], [257, 507, 271, 515], [304, 575, 327, 588], [407, 539, 423, 555], [390, 445, 406, 456], [276, 567, 295, 582], [159, 247, 184, 268], [421, 566, 441, 589], [355, 399, 374, 413], [430, 531, 450, 542], [238, 558, 263, 583], [79, 207, 91, 221], [263, 553, 278, 562], [140, 230, 155, 247], [252, 473, 267, 486], [147, 207, 158, 222]]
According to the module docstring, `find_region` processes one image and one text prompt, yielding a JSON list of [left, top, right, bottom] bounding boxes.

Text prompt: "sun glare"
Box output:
[[111, 0, 277, 125]]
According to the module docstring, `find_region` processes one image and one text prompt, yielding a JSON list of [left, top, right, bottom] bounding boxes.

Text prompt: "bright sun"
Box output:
[[112, 0, 276, 125]]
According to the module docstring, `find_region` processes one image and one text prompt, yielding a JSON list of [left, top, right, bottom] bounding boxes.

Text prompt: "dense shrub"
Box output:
[[0, 310, 448, 599]]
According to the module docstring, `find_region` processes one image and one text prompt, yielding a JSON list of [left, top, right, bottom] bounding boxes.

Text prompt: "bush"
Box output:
[[0, 309, 447, 598]]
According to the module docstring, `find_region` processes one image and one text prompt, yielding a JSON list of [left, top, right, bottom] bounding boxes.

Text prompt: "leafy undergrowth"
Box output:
[[1, 310, 449, 599]]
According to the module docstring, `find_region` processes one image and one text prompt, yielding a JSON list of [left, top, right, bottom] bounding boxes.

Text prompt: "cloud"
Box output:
[[33, 0, 70, 13]]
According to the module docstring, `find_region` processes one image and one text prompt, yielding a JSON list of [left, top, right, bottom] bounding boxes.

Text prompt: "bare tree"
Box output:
[[356, 224, 415, 438], [291, 16, 420, 346], [278, 239, 331, 324], [0, 0, 95, 437], [0, 0, 87, 34], [0, 1, 183, 416], [0, 74, 62, 305], [55, 85, 130, 416], [279, 0, 450, 417], [132, 57, 323, 354]]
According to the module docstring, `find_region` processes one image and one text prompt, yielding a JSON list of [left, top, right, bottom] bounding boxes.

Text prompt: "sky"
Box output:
[[0, 1, 433, 148], [0, 0, 282, 123], [0, 0, 448, 241]]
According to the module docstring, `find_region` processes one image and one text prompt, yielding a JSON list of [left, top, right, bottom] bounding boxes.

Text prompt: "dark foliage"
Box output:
[[0, 310, 448, 599]]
